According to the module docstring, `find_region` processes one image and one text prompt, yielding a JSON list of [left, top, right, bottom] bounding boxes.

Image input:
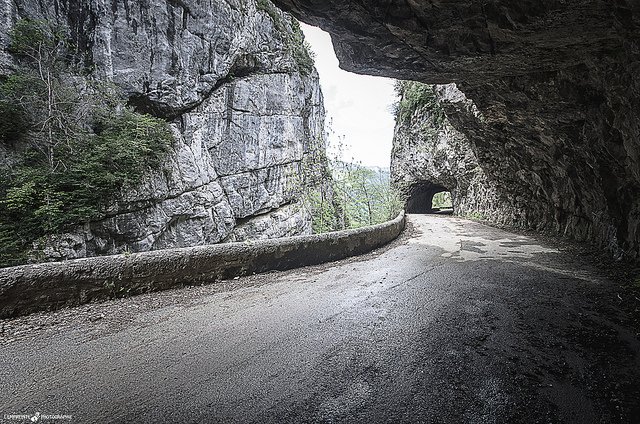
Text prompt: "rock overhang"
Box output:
[[273, 0, 640, 259], [271, 0, 633, 84]]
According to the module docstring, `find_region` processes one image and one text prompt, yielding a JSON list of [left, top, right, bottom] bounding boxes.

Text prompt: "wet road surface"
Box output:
[[1, 215, 639, 423]]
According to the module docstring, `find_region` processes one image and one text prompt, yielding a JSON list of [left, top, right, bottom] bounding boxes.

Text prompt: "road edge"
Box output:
[[0, 212, 406, 319]]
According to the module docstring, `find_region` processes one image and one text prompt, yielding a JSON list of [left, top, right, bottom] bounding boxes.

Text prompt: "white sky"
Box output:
[[301, 23, 397, 169]]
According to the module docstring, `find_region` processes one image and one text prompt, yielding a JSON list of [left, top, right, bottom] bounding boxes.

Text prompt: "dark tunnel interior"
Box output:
[[405, 182, 453, 214]]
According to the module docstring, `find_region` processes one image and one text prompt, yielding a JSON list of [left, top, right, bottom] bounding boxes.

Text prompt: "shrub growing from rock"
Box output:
[[0, 20, 174, 267]]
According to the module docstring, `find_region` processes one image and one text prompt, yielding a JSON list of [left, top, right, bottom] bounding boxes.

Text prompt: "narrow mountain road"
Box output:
[[1, 215, 639, 423]]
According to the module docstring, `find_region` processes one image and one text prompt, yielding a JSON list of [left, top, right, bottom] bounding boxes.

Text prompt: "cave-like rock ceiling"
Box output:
[[274, 0, 640, 259]]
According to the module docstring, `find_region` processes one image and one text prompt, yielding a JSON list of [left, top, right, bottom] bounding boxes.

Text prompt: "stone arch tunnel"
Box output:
[[405, 182, 452, 214], [273, 0, 640, 259]]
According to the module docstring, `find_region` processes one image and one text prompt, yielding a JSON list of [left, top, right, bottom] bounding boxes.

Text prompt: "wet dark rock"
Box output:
[[273, 0, 640, 259]]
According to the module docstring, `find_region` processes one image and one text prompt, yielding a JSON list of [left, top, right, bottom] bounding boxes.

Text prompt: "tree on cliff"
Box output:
[[0, 19, 174, 267], [299, 135, 402, 233]]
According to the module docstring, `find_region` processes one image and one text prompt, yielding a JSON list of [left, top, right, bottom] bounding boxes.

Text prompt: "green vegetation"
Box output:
[[256, 0, 285, 31], [289, 18, 315, 76], [297, 135, 403, 233], [0, 19, 174, 267], [394, 81, 446, 126], [256, 0, 315, 76], [304, 187, 342, 234], [432, 191, 453, 209], [329, 163, 403, 230], [304, 163, 403, 233], [465, 212, 487, 221]]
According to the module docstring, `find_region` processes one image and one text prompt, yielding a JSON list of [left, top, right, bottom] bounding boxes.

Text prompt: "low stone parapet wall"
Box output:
[[0, 212, 405, 319]]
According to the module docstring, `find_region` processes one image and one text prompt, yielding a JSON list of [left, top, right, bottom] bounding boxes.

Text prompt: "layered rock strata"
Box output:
[[0, 0, 325, 261]]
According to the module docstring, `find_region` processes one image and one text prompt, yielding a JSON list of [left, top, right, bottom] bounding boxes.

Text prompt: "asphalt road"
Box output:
[[1, 215, 639, 423]]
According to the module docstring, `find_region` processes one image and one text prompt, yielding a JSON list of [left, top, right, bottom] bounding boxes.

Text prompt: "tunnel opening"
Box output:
[[406, 182, 453, 214], [432, 191, 453, 211]]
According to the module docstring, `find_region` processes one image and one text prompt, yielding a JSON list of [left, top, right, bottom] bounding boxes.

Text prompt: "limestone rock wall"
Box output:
[[273, 0, 640, 259], [0, 0, 326, 261], [391, 84, 497, 217]]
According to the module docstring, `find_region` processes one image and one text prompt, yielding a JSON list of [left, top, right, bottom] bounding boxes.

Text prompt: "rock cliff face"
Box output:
[[0, 0, 325, 260], [273, 0, 640, 259], [391, 83, 497, 217]]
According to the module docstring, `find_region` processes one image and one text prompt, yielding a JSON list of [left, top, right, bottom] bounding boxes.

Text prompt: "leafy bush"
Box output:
[[0, 110, 173, 266], [305, 188, 343, 234], [329, 163, 403, 229], [297, 129, 402, 234], [394, 81, 446, 126], [256, 0, 285, 31], [289, 18, 315, 76], [256, 0, 315, 76], [0, 95, 29, 145], [1, 19, 67, 146], [8, 19, 66, 53]]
